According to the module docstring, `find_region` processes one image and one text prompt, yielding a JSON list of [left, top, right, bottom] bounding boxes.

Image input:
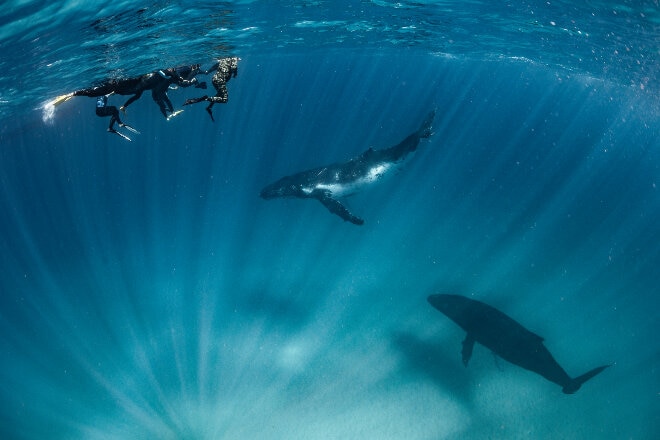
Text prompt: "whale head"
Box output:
[[427, 294, 474, 327]]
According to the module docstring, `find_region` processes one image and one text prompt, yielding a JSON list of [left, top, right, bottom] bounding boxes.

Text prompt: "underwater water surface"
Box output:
[[1, 1, 659, 439]]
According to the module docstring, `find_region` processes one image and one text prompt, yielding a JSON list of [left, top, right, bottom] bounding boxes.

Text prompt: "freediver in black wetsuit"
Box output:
[[119, 64, 206, 118], [183, 57, 239, 122]]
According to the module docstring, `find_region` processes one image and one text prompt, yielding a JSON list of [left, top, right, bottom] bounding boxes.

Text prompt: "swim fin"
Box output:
[[108, 128, 131, 142], [119, 123, 140, 134], [206, 107, 215, 122], [166, 109, 184, 120], [51, 93, 74, 107]]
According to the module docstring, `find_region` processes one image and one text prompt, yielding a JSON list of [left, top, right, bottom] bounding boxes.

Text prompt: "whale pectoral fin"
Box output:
[[312, 190, 364, 225], [461, 333, 475, 367], [562, 364, 611, 394], [418, 109, 436, 138]]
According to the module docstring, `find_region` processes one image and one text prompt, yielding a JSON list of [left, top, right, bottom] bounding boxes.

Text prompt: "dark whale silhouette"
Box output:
[[260, 110, 435, 225], [427, 294, 610, 394]]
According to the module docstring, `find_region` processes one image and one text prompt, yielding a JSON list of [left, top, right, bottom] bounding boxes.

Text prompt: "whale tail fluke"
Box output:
[[418, 109, 436, 138], [562, 364, 611, 394]]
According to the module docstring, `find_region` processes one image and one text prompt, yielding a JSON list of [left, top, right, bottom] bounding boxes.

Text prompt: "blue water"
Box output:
[[1, 1, 659, 439]]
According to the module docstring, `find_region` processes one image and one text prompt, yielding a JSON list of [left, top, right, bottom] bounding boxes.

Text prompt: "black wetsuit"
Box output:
[[183, 57, 239, 121], [148, 65, 202, 118]]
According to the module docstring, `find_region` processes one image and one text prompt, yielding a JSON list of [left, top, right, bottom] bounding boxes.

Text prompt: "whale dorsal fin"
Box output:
[[359, 147, 376, 160], [311, 190, 364, 225]]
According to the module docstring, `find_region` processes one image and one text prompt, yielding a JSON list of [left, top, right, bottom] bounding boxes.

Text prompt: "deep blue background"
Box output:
[[1, 51, 659, 438]]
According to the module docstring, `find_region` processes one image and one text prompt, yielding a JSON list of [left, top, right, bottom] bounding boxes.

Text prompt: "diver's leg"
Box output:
[[163, 94, 174, 113], [213, 84, 228, 103], [106, 107, 121, 131], [107, 115, 132, 141], [203, 86, 228, 122], [156, 98, 169, 118], [151, 90, 171, 118], [109, 106, 138, 138], [183, 95, 209, 106], [74, 84, 114, 97]]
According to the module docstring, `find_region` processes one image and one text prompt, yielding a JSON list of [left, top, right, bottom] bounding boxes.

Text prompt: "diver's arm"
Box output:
[[120, 90, 143, 112], [203, 62, 219, 75]]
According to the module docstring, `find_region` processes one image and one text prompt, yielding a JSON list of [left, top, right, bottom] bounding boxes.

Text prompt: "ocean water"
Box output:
[[1, 1, 659, 439]]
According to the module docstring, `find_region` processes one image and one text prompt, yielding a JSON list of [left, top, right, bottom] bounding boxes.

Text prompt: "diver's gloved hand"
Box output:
[[119, 106, 127, 114]]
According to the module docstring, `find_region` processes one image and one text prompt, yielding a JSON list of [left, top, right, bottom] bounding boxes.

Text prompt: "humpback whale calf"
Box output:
[[260, 110, 435, 225], [427, 294, 610, 394]]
